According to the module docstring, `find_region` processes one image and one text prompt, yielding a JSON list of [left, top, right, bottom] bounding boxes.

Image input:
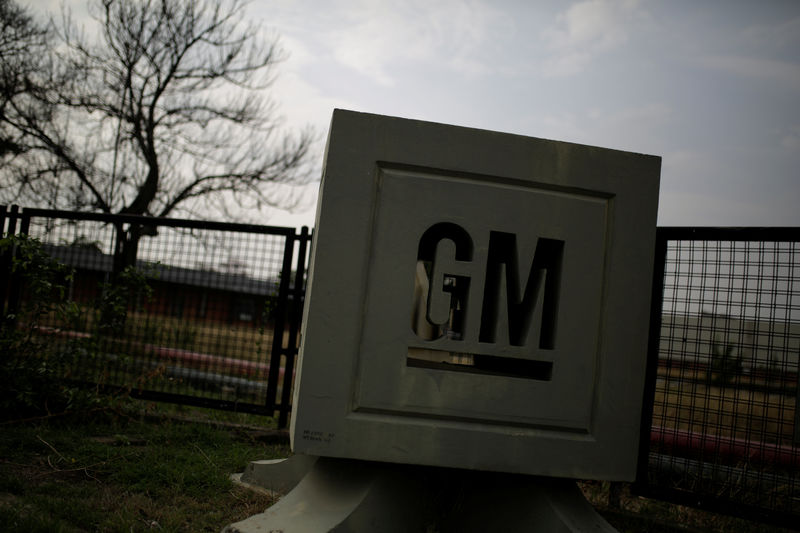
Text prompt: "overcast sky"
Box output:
[[33, 0, 800, 229]]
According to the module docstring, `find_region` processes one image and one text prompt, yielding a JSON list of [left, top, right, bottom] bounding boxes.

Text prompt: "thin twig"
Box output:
[[37, 434, 68, 464], [32, 451, 140, 479], [191, 442, 217, 468]]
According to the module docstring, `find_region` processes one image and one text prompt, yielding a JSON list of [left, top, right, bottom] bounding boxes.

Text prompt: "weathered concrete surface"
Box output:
[[223, 457, 618, 533], [232, 454, 318, 496], [292, 109, 661, 481]]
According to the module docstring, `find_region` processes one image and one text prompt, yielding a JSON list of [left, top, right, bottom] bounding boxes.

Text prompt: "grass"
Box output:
[[0, 400, 795, 533], [653, 369, 796, 444], [642, 369, 798, 528], [580, 481, 795, 533], [0, 403, 287, 532]]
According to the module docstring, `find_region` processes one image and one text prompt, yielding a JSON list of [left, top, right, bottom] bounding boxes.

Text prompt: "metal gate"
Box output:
[[636, 227, 800, 528], [1, 205, 310, 427]]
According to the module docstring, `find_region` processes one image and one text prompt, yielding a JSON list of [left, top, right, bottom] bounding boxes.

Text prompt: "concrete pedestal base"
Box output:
[[224, 457, 617, 533], [232, 454, 318, 496]]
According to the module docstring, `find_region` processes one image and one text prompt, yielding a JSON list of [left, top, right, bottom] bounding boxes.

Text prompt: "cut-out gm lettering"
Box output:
[[409, 222, 564, 381]]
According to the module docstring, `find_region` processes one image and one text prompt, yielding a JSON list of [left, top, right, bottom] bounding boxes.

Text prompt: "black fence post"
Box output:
[[265, 230, 296, 418], [635, 228, 669, 489], [0, 205, 12, 322], [2, 206, 29, 329], [4, 204, 19, 235], [0, 205, 11, 319], [112, 221, 126, 276], [277, 226, 311, 428]]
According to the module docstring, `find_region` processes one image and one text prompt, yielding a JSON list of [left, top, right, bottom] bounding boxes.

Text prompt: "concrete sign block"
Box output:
[[291, 109, 661, 481]]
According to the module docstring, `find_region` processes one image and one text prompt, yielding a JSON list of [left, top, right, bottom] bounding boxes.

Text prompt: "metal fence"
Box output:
[[1, 205, 310, 427], [636, 227, 800, 528]]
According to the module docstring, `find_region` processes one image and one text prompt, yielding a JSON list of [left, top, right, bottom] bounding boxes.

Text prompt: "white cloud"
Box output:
[[780, 126, 800, 153], [743, 16, 800, 51], [275, 33, 316, 71], [540, 0, 647, 77], [324, 0, 513, 86], [537, 102, 671, 153], [270, 71, 352, 132], [662, 150, 723, 187], [658, 150, 769, 226], [659, 188, 800, 227], [698, 55, 800, 91], [539, 112, 584, 143], [589, 102, 672, 126]]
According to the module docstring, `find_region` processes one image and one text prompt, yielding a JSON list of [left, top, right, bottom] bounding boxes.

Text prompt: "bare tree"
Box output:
[[0, 0, 57, 163], [0, 0, 314, 222]]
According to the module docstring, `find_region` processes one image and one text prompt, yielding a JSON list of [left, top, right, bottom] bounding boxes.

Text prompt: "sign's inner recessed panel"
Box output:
[[353, 166, 611, 432]]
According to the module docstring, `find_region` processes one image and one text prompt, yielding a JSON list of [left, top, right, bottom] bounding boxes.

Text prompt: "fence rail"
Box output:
[[1, 205, 310, 427], [636, 226, 800, 528]]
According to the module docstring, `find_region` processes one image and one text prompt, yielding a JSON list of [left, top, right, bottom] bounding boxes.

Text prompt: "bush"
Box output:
[[0, 235, 108, 419], [96, 263, 154, 336]]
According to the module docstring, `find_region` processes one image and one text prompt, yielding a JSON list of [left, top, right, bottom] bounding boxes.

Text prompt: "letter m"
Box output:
[[479, 232, 564, 349]]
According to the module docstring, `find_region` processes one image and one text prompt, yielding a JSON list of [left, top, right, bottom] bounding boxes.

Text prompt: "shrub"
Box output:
[[0, 235, 128, 419]]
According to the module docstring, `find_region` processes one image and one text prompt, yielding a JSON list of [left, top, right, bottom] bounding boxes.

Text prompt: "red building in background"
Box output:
[[44, 244, 280, 327]]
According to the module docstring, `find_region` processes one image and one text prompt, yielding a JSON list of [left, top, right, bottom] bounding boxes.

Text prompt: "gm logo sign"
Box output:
[[410, 222, 564, 380], [292, 110, 660, 475], [353, 162, 610, 426]]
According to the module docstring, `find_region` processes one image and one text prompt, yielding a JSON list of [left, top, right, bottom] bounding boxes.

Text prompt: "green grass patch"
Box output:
[[1, 403, 792, 532], [580, 481, 794, 533], [0, 406, 288, 532]]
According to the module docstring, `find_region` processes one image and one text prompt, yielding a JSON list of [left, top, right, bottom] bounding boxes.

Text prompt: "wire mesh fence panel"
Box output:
[[1, 207, 309, 418], [638, 228, 800, 527]]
